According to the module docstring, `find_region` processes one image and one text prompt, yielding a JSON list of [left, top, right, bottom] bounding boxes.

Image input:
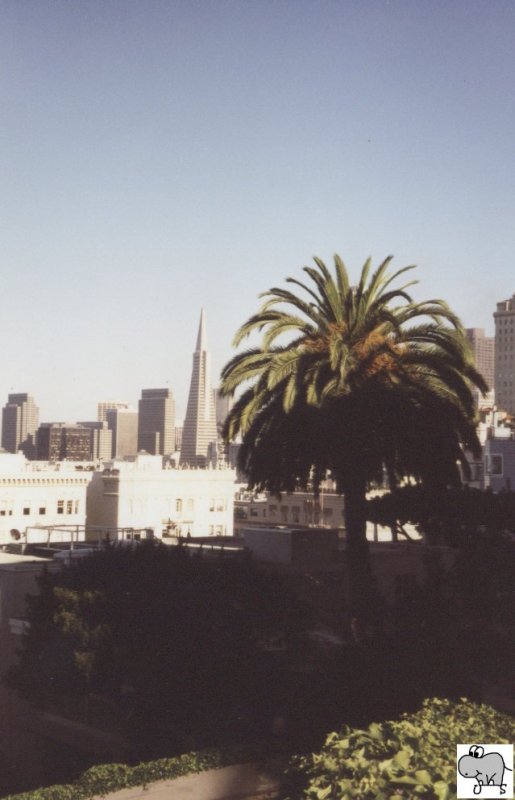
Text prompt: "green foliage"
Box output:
[[8, 542, 312, 759], [220, 255, 486, 614], [221, 254, 485, 496], [367, 484, 515, 542], [285, 698, 515, 799], [1, 745, 257, 800]]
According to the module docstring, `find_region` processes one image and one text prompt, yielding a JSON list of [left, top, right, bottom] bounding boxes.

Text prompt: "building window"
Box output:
[[23, 507, 30, 515], [74, 500, 79, 514], [66, 500, 73, 514], [209, 524, 215, 535], [57, 500, 64, 514], [216, 498, 225, 511], [176, 499, 183, 512], [209, 498, 215, 511], [486, 454, 503, 476], [39, 507, 46, 515], [187, 498, 194, 512]]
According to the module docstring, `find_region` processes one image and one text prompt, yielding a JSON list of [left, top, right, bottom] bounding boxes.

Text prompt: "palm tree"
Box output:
[[220, 255, 487, 619]]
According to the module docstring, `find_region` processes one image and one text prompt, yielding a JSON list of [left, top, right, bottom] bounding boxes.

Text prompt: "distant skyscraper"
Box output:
[[77, 421, 113, 461], [137, 389, 175, 455], [106, 407, 138, 458], [36, 423, 92, 461], [494, 294, 515, 414], [180, 310, 218, 467], [97, 401, 130, 423], [1, 393, 39, 458], [465, 328, 495, 408]]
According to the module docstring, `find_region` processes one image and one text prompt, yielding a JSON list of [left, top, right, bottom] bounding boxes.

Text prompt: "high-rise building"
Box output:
[[137, 389, 175, 455], [180, 310, 218, 467], [97, 401, 130, 423], [465, 328, 495, 408], [77, 421, 113, 461], [36, 423, 92, 461], [106, 408, 138, 458], [1, 393, 39, 458], [494, 295, 515, 415]]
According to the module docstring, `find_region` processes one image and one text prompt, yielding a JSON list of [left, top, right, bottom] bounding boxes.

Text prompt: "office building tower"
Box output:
[[36, 423, 92, 461], [97, 401, 130, 423], [494, 295, 515, 415], [106, 408, 138, 458], [137, 389, 175, 455], [1, 393, 39, 458], [465, 328, 495, 408], [77, 421, 113, 461], [180, 310, 218, 467]]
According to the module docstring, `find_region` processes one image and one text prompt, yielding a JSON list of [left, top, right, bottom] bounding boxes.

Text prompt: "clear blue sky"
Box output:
[[1, 0, 514, 422]]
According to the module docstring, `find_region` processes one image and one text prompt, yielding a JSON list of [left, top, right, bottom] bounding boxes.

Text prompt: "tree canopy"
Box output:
[[221, 254, 485, 495], [9, 542, 311, 760], [220, 254, 486, 614]]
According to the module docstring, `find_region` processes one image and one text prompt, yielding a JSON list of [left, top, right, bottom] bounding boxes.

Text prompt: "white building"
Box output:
[[86, 454, 235, 539], [0, 453, 91, 546]]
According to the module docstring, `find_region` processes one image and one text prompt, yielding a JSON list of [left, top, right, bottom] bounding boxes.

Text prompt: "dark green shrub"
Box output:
[[1, 744, 265, 800], [285, 698, 515, 799]]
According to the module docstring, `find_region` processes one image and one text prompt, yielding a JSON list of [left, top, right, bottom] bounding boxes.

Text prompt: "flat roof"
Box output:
[[0, 551, 49, 566]]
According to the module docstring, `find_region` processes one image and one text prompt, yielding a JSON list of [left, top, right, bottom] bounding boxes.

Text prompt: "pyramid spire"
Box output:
[[195, 308, 207, 352], [180, 310, 218, 467]]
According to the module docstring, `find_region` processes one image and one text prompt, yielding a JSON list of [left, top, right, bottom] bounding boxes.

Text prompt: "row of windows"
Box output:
[[0, 499, 81, 516], [134, 498, 227, 514], [0, 478, 87, 486], [208, 525, 227, 535], [209, 498, 227, 512], [255, 504, 340, 523], [175, 498, 194, 513]]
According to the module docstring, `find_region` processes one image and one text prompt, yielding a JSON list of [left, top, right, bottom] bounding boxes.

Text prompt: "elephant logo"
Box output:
[[457, 744, 513, 798]]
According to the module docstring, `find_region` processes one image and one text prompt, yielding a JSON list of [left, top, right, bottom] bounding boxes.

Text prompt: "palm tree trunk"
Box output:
[[344, 481, 373, 629]]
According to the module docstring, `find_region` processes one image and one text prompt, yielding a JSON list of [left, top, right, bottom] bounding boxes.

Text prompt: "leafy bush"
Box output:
[[1, 745, 257, 800], [285, 698, 515, 799]]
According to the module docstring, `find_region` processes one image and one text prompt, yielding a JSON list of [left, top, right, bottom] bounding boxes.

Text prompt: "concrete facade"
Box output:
[[244, 526, 340, 565], [106, 408, 138, 458], [0, 453, 90, 546], [234, 490, 346, 536], [86, 454, 235, 538]]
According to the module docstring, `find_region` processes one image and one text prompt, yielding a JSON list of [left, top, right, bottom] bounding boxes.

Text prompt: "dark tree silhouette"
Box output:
[[221, 255, 486, 618], [9, 542, 311, 759]]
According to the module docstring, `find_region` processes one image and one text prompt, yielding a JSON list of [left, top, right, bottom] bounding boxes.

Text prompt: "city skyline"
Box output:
[[2, 1, 514, 421]]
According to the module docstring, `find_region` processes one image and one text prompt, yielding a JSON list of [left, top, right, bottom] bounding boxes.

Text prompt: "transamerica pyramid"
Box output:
[[180, 309, 218, 467]]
